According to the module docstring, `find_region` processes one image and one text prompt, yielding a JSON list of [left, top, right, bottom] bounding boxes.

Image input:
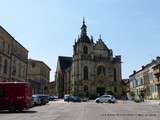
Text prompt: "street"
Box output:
[[0, 100, 160, 120]]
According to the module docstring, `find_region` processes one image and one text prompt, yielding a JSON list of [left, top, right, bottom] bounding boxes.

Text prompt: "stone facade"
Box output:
[[55, 56, 72, 98], [0, 26, 28, 82], [129, 57, 160, 100], [48, 81, 56, 96], [121, 79, 130, 99], [27, 59, 51, 94], [55, 20, 123, 98], [153, 63, 160, 98]]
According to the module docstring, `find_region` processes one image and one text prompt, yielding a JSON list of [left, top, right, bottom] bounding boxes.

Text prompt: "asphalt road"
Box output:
[[0, 100, 160, 120]]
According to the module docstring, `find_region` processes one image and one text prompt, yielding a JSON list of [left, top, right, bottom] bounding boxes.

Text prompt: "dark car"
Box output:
[[35, 94, 49, 105], [32, 95, 41, 106], [72, 96, 81, 102], [82, 97, 89, 102], [48, 96, 57, 101], [64, 95, 73, 102], [64, 95, 81, 102]]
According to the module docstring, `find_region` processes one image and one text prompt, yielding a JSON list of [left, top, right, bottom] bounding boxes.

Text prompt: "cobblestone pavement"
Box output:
[[0, 100, 160, 120]]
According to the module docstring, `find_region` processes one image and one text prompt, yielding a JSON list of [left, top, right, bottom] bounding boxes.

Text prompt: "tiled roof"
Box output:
[[129, 56, 160, 77]]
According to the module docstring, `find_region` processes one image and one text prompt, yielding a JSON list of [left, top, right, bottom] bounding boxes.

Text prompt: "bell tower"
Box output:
[[80, 18, 87, 37], [71, 18, 94, 96]]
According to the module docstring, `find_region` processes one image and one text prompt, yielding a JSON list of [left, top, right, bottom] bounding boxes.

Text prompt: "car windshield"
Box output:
[[100, 95, 110, 98], [64, 95, 69, 98]]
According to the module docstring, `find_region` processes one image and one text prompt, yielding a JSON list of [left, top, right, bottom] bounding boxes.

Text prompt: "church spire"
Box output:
[[83, 17, 85, 24], [98, 34, 102, 41], [81, 17, 87, 36], [77, 18, 91, 43], [99, 34, 101, 39]]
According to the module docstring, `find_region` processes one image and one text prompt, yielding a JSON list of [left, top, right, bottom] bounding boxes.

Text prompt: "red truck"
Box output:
[[0, 82, 32, 112]]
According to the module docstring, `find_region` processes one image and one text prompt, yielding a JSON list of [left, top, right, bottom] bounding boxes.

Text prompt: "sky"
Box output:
[[0, 0, 160, 81]]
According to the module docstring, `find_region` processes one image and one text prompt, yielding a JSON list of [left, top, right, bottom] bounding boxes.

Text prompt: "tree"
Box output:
[[139, 90, 144, 98], [130, 91, 135, 100]]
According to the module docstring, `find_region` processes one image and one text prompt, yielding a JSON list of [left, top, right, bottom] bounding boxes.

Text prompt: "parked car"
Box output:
[[48, 96, 57, 101], [134, 95, 144, 103], [82, 97, 89, 102], [54, 96, 58, 99], [72, 96, 81, 102], [0, 82, 32, 112], [34, 94, 49, 105], [32, 95, 41, 106], [64, 95, 73, 102], [95, 95, 116, 103], [64, 95, 81, 102], [48, 96, 54, 101]]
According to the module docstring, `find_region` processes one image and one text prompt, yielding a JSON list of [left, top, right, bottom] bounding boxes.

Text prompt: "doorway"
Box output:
[[97, 87, 105, 97]]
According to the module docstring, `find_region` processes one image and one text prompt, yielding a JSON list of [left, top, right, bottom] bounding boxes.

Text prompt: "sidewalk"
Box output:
[[117, 100, 160, 105], [144, 100, 160, 105], [117, 100, 135, 104]]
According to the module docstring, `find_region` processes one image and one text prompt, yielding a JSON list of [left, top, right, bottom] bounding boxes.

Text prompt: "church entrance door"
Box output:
[[96, 87, 105, 97]]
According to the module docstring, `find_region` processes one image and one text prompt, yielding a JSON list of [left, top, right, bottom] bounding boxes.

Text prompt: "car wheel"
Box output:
[[9, 106, 16, 112], [17, 108, 23, 112], [108, 100, 111, 103], [96, 100, 100, 103], [112, 101, 115, 104]]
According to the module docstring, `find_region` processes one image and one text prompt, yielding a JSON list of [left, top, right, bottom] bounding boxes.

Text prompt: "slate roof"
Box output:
[[58, 56, 73, 71], [77, 35, 91, 43], [94, 39, 108, 50]]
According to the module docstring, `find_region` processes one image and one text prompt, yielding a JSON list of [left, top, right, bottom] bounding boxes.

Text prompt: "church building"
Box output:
[[55, 19, 123, 98]]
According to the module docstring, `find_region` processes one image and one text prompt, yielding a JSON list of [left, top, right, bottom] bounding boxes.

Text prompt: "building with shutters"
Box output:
[[129, 57, 160, 100]]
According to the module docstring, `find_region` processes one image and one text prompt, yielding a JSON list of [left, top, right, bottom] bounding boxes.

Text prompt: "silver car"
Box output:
[[32, 95, 41, 106], [95, 95, 116, 103]]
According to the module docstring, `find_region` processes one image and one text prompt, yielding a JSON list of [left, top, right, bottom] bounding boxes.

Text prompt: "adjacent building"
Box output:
[[55, 20, 123, 98], [55, 56, 72, 97], [121, 79, 130, 97], [0, 26, 51, 95], [27, 59, 51, 94], [153, 63, 160, 98], [129, 57, 160, 100], [0, 26, 28, 82], [48, 81, 56, 96]]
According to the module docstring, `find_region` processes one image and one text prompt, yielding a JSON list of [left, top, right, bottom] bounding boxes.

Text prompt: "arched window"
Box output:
[[84, 66, 88, 80], [3, 59, 8, 74], [97, 66, 105, 76], [83, 46, 88, 54]]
